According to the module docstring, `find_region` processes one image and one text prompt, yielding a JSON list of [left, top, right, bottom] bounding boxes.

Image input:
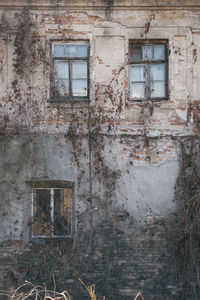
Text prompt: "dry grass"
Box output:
[[0, 280, 144, 300], [78, 278, 96, 300], [134, 292, 144, 300], [0, 281, 71, 300]]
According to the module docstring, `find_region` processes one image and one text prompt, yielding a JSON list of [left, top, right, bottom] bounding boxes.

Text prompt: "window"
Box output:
[[51, 41, 89, 101], [31, 182, 73, 238], [129, 40, 168, 100]]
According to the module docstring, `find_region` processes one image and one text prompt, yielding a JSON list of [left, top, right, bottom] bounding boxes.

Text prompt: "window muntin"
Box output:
[[129, 41, 168, 100], [51, 42, 89, 100], [32, 188, 72, 238]]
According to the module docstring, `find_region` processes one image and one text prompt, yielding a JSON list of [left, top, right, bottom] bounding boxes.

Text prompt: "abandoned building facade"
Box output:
[[0, 0, 200, 299]]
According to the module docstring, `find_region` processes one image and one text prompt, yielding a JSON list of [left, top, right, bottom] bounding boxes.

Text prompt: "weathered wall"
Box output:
[[0, 1, 200, 299]]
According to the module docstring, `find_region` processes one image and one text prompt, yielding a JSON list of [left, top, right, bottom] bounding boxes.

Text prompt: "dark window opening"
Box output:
[[32, 187, 72, 238]]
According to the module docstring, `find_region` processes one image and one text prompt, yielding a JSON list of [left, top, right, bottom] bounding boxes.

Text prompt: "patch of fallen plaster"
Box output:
[[43, 11, 126, 30], [176, 109, 187, 122], [116, 160, 179, 221]]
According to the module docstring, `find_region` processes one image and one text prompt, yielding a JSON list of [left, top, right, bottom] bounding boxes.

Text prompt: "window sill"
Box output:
[[30, 237, 74, 245], [48, 97, 90, 103], [32, 235, 72, 239], [129, 97, 168, 103]]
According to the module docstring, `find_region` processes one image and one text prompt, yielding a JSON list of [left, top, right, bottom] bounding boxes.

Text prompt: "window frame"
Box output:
[[28, 180, 74, 238], [50, 40, 90, 102], [129, 39, 168, 101]]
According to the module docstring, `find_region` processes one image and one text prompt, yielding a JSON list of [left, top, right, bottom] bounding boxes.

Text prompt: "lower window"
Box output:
[[32, 187, 72, 237]]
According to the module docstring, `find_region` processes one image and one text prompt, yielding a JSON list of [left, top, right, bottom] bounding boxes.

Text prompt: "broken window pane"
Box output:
[[54, 189, 71, 236], [150, 63, 165, 81], [72, 61, 87, 79], [72, 79, 88, 96], [142, 46, 153, 60], [68, 44, 88, 58], [130, 82, 145, 99], [131, 46, 142, 61], [154, 45, 165, 60], [33, 189, 51, 236], [150, 81, 165, 98], [54, 61, 69, 79], [130, 65, 145, 82], [32, 186, 73, 237]]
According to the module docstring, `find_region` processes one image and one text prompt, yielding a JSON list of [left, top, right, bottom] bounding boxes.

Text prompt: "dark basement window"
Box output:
[[50, 41, 89, 102], [129, 40, 168, 101], [29, 181, 73, 238]]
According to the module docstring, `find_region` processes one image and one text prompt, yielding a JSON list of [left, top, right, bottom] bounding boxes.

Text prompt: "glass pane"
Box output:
[[150, 63, 165, 81], [142, 46, 153, 60], [68, 44, 88, 58], [54, 79, 69, 97], [130, 82, 145, 99], [54, 61, 69, 79], [54, 189, 71, 236], [150, 81, 166, 98], [72, 61, 87, 79], [53, 44, 65, 57], [154, 45, 165, 60], [33, 189, 51, 236], [72, 79, 87, 96], [130, 65, 145, 82], [54, 44, 88, 58], [131, 46, 142, 61]]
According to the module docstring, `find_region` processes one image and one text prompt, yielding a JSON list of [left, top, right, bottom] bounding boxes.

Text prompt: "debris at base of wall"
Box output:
[[0, 280, 145, 300]]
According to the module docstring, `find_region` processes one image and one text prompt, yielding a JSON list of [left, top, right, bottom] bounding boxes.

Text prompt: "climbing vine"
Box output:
[[170, 138, 200, 299]]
